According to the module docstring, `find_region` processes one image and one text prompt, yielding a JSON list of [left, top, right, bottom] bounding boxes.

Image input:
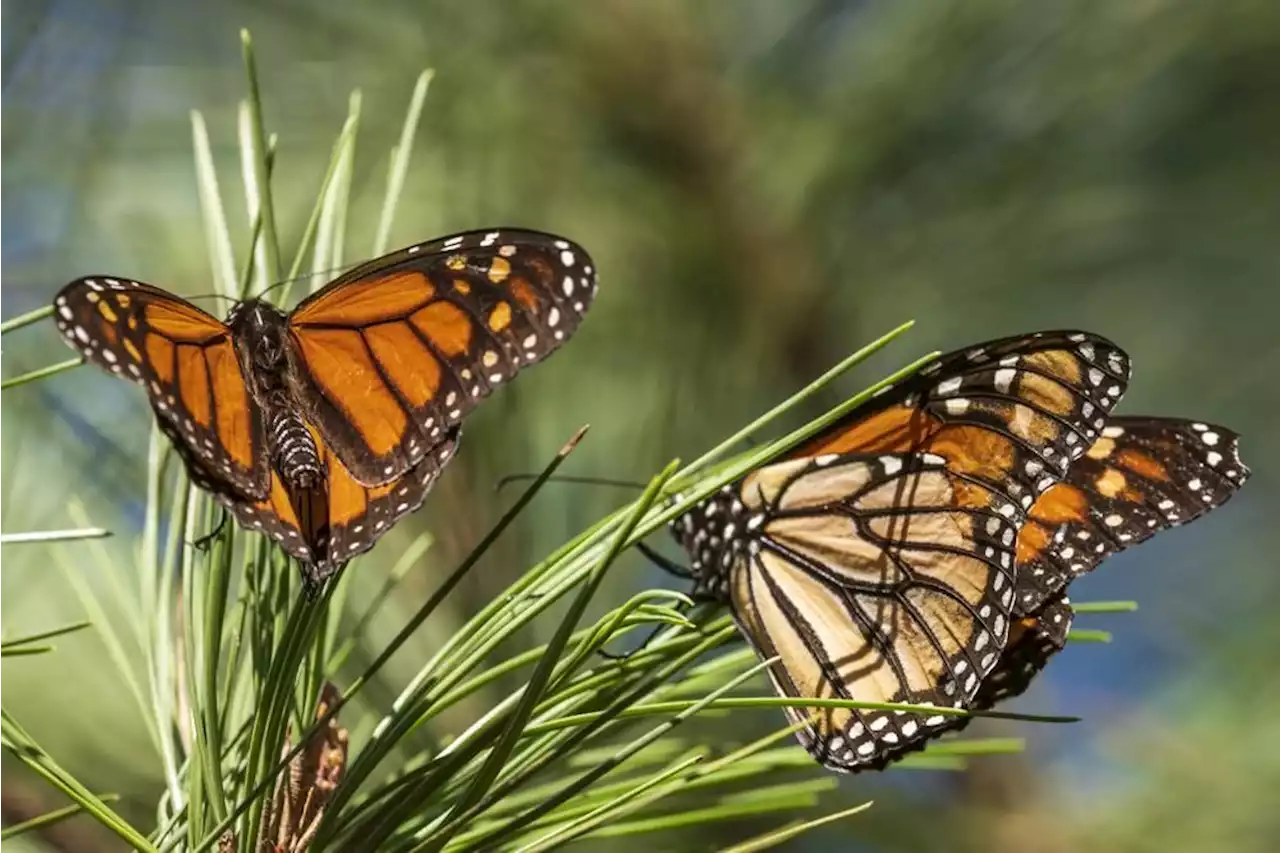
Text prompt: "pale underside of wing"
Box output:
[[728, 452, 1020, 772]]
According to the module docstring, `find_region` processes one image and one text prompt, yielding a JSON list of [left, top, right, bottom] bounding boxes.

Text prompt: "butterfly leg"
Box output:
[[191, 508, 230, 552], [635, 541, 694, 580]]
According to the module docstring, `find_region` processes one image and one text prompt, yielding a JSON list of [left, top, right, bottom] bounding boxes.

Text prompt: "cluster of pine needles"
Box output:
[[0, 30, 1130, 852]]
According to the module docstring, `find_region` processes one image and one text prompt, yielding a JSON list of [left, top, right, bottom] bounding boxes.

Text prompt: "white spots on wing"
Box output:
[[1087, 368, 1104, 386], [1206, 451, 1223, 466], [85, 279, 104, 292], [879, 456, 903, 475], [482, 350, 500, 368], [547, 307, 561, 327], [559, 250, 575, 267], [523, 334, 538, 349], [489, 373, 503, 383], [814, 454, 838, 467], [936, 376, 963, 395], [499, 244, 518, 258], [573, 301, 584, 312], [1078, 342, 1095, 361], [1104, 514, 1123, 527], [1188, 478, 1202, 492], [562, 276, 575, 296], [1106, 385, 1121, 398], [408, 245, 422, 254], [1201, 431, 1220, 446], [481, 232, 500, 247], [944, 397, 970, 415], [1191, 422, 1208, 432], [443, 234, 465, 249], [445, 391, 457, 407], [993, 368, 1016, 393]]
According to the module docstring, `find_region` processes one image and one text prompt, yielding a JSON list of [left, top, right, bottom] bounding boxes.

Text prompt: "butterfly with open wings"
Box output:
[[54, 228, 598, 587], [667, 331, 1248, 772]]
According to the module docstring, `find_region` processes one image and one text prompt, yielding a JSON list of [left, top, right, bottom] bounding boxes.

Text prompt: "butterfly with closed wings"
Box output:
[[54, 228, 598, 588], [669, 330, 1135, 771]]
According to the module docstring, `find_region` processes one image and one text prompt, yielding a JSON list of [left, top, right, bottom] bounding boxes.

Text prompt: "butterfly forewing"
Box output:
[[1014, 417, 1249, 615], [286, 228, 597, 485], [53, 277, 270, 500], [799, 331, 1132, 513], [713, 452, 1021, 772]]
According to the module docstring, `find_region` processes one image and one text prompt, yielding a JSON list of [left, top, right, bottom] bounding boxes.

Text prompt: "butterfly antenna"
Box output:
[[258, 261, 364, 301], [494, 473, 648, 494]]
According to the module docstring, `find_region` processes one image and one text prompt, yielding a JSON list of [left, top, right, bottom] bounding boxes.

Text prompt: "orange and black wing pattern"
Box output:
[[1014, 417, 1249, 615], [671, 330, 1133, 772], [221, 426, 461, 582], [796, 331, 1133, 511], [53, 277, 269, 500], [285, 228, 596, 485]]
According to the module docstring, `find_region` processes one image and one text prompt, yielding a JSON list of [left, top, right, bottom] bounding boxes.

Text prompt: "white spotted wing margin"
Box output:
[[216, 429, 461, 591], [724, 451, 1022, 773]]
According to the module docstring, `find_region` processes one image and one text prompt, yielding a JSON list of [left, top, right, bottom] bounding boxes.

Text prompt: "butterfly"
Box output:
[[54, 228, 598, 586], [669, 330, 1135, 771], [936, 416, 1249, 735]]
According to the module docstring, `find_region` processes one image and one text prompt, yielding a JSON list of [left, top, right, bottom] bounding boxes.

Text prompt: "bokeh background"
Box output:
[[3, 1, 1278, 850]]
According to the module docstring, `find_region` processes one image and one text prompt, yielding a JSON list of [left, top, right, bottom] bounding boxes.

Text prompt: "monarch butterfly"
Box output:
[[54, 228, 597, 586], [937, 416, 1249, 734], [670, 330, 1136, 771]]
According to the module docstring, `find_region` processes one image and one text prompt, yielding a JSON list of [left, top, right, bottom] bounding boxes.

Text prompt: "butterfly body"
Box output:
[[54, 228, 597, 586], [222, 299, 319, 490], [670, 331, 1135, 771]]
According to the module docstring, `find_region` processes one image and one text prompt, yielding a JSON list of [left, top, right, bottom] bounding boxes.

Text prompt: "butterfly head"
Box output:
[[227, 298, 291, 377], [669, 484, 754, 600]]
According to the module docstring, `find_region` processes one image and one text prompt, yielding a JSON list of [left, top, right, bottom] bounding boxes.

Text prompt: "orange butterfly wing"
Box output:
[[53, 277, 270, 499], [1014, 416, 1249, 615], [933, 416, 1249, 738], [221, 424, 461, 584], [794, 330, 1132, 510], [286, 228, 596, 485], [671, 330, 1133, 772]]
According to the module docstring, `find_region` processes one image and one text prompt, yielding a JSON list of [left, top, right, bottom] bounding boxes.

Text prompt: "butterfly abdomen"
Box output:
[[267, 407, 323, 489]]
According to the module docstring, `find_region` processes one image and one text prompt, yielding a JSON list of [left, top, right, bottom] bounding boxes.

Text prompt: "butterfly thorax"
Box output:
[[228, 300, 324, 490], [669, 485, 757, 601]]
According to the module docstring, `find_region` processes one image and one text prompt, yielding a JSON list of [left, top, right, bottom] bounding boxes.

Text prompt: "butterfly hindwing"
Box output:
[[1014, 417, 1250, 615], [221, 427, 461, 580], [53, 277, 270, 500], [285, 228, 596, 485], [685, 451, 1021, 772]]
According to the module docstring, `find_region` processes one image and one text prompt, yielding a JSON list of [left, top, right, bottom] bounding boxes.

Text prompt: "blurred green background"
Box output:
[[3, 0, 1277, 850]]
